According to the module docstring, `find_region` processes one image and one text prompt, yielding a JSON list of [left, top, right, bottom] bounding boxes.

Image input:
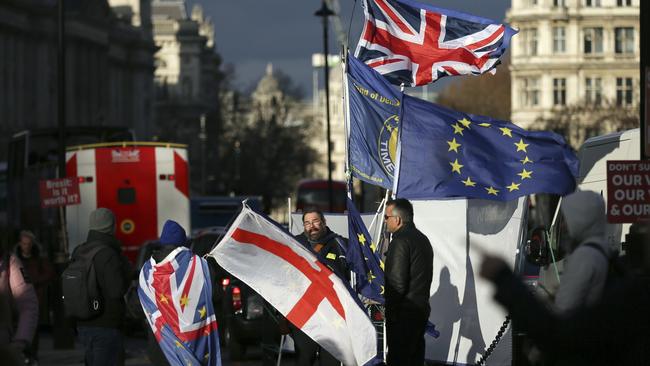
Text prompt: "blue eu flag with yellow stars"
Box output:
[[395, 95, 579, 201], [346, 198, 385, 304]]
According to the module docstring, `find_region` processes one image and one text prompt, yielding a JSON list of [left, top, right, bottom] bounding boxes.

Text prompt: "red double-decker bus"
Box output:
[[295, 179, 347, 213]]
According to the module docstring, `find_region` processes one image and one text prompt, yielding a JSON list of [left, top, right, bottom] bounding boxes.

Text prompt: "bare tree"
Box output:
[[532, 99, 639, 149]]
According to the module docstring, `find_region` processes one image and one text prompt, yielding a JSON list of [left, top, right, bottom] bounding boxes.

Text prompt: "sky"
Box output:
[[187, 0, 511, 98]]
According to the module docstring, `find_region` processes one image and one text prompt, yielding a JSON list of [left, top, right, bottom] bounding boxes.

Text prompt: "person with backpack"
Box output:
[[554, 190, 610, 314], [0, 241, 38, 366], [66, 208, 131, 366], [14, 230, 55, 365]]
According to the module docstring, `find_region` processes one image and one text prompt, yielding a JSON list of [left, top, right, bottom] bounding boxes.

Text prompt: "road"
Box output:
[[38, 328, 291, 366]]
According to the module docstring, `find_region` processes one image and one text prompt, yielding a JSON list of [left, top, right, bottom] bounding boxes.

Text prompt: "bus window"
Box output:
[[296, 180, 347, 213], [118, 187, 136, 204]]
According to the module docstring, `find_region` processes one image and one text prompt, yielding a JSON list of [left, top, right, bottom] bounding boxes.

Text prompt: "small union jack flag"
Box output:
[[138, 247, 221, 366], [355, 0, 517, 87]]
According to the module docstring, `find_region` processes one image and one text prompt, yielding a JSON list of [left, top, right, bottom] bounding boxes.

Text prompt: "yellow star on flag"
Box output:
[[458, 118, 472, 129], [198, 306, 207, 319], [479, 123, 491, 127], [379, 260, 385, 270], [380, 286, 385, 295], [447, 138, 461, 153], [450, 159, 463, 174], [368, 271, 377, 282], [500, 127, 513, 137], [369, 241, 377, 252], [357, 233, 366, 245], [518, 169, 533, 179], [180, 294, 189, 308], [507, 182, 521, 192], [175, 340, 184, 348], [159, 294, 168, 304], [462, 177, 476, 187], [515, 139, 529, 152], [520, 156, 533, 164], [452, 123, 464, 135], [486, 186, 499, 195], [204, 353, 210, 360]]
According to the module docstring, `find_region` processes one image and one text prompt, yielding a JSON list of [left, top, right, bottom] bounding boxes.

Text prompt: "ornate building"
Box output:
[[151, 0, 223, 194], [0, 0, 157, 160], [507, 0, 640, 147]]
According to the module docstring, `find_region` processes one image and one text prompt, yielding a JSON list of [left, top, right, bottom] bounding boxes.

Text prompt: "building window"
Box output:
[[554, 0, 566, 6], [182, 77, 193, 98], [553, 27, 566, 53], [615, 27, 635, 55], [585, 0, 601, 6], [553, 78, 566, 106], [521, 28, 538, 56], [617, 0, 632, 6], [522, 77, 540, 106], [583, 27, 603, 54], [585, 77, 602, 105], [616, 77, 633, 106]]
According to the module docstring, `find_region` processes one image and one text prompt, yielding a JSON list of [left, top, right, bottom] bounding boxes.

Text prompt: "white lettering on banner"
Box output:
[[607, 160, 650, 223]]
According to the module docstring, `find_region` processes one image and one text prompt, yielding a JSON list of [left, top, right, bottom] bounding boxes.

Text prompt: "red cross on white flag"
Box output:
[[209, 205, 378, 366]]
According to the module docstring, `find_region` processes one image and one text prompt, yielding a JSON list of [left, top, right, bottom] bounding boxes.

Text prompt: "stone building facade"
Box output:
[[507, 0, 639, 147], [0, 0, 156, 160]]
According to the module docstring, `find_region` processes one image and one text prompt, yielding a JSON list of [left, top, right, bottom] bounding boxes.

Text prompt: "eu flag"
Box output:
[[346, 198, 385, 304], [396, 96, 579, 201], [347, 55, 403, 190]]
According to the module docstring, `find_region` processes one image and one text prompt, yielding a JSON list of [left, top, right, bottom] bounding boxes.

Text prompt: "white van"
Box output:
[[576, 128, 640, 251]]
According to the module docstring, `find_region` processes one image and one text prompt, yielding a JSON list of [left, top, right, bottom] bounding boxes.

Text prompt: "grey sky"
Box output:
[[187, 0, 511, 97]]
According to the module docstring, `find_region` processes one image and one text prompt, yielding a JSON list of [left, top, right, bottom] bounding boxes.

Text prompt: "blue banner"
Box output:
[[347, 55, 403, 190]]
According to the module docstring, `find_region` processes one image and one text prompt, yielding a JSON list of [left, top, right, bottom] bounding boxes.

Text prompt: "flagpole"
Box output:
[[342, 48, 353, 199]]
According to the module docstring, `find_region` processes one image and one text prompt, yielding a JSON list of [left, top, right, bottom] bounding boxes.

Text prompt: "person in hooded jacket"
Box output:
[[143, 220, 188, 366], [554, 190, 610, 313], [74, 208, 132, 366], [291, 210, 349, 366]]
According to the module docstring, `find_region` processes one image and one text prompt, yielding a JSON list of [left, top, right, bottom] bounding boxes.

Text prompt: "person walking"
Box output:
[[384, 198, 433, 366], [14, 230, 55, 365], [0, 241, 38, 366], [291, 209, 348, 366], [554, 190, 610, 314], [74, 208, 131, 366]]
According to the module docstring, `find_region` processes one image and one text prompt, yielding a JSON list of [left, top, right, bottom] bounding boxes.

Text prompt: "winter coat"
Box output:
[[295, 228, 349, 281], [74, 230, 131, 329], [555, 191, 610, 313], [14, 244, 55, 322], [490, 263, 650, 366], [0, 253, 38, 345], [385, 222, 433, 318]]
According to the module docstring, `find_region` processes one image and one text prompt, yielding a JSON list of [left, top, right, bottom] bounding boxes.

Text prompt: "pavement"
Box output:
[[37, 328, 275, 366]]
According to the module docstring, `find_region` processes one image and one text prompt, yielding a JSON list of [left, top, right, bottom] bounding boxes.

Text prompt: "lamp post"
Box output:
[[315, 0, 335, 212]]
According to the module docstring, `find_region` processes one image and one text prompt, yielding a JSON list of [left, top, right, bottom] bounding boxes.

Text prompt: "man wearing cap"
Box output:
[[74, 208, 132, 366]]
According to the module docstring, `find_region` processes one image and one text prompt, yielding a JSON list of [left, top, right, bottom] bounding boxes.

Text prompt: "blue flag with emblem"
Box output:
[[395, 96, 579, 200], [346, 197, 385, 304], [347, 55, 403, 190]]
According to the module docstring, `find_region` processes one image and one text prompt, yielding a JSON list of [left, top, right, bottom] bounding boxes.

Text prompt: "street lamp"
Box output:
[[315, 0, 335, 212]]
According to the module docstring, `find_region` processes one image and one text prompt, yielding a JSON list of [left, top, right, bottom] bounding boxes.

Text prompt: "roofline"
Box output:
[[66, 141, 187, 151]]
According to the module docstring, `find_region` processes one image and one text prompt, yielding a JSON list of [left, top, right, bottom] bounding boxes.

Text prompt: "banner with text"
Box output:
[[607, 160, 650, 223], [39, 177, 81, 208]]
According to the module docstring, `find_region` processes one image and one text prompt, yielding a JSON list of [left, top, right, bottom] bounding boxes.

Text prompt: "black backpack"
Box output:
[[62, 244, 107, 320]]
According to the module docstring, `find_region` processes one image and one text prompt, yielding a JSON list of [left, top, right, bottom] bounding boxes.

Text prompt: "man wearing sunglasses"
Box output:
[[291, 209, 349, 366], [384, 198, 433, 366]]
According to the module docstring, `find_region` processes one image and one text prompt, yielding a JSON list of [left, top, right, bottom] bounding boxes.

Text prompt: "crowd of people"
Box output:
[[1, 192, 649, 366]]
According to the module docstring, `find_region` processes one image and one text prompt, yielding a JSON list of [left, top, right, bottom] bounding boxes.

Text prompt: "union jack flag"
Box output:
[[138, 247, 221, 366], [355, 0, 517, 87]]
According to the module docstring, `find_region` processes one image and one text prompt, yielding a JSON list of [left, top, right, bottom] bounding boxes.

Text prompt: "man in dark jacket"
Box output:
[[291, 210, 348, 366], [75, 208, 131, 366], [384, 198, 433, 366]]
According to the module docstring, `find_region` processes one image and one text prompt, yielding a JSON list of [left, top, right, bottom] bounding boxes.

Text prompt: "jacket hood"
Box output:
[[560, 190, 607, 251]]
